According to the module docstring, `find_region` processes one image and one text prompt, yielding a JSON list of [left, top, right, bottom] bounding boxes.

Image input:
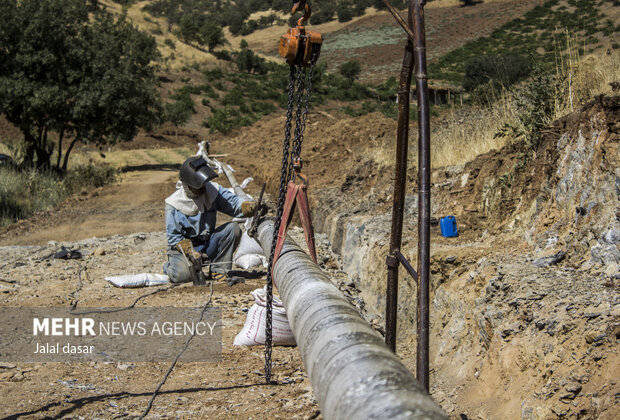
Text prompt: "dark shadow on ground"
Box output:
[[120, 163, 181, 173], [2, 382, 286, 419], [460, 0, 483, 6]]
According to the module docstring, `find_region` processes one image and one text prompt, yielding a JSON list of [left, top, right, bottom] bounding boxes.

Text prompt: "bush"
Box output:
[[311, 7, 335, 24], [235, 48, 268, 74], [204, 67, 224, 81], [463, 54, 532, 92], [337, 4, 354, 23], [0, 164, 117, 226], [339, 60, 362, 86], [496, 65, 563, 151], [63, 164, 118, 190], [164, 88, 195, 134], [374, 77, 398, 101], [204, 106, 260, 134], [212, 50, 232, 61], [164, 38, 176, 50]]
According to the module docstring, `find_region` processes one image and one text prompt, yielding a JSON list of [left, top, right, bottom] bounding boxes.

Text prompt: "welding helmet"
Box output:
[[179, 156, 218, 190]]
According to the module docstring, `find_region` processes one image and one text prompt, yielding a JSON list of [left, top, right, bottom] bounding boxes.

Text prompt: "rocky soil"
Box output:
[[0, 227, 352, 419], [0, 94, 618, 419], [306, 94, 620, 419]]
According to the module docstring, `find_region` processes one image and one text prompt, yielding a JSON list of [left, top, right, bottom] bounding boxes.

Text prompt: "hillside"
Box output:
[[1, 93, 617, 419], [1, 0, 619, 419]]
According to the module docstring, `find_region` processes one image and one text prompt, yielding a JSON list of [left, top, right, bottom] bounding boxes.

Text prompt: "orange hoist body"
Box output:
[[279, 19, 322, 66]]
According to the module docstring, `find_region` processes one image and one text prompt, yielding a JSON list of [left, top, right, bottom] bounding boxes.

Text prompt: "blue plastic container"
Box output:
[[440, 216, 458, 237]]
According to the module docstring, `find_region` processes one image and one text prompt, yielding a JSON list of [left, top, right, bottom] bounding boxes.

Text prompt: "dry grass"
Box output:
[[427, 45, 619, 169], [100, 0, 216, 70], [431, 99, 515, 168], [0, 143, 10, 155], [554, 36, 620, 117], [77, 147, 193, 169]]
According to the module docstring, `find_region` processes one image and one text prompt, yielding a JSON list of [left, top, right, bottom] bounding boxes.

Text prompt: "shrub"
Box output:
[[164, 89, 195, 134], [0, 164, 117, 226], [337, 4, 354, 23], [374, 76, 398, 101], [212, 50, 232, 61], [496, 65, 563, 151], [63, 164, 118, 190], [463, 54, 532, 92], [164, 38, 176, 50], [204, 67, 224, 81], [205, 107, 252, 133], [339, 60, 362, 86], [235, 48, 267, 74], [312, 6, 335, 24]]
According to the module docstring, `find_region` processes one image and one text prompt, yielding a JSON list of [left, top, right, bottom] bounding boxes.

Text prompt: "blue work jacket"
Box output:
[[165, 185, 244, 252]]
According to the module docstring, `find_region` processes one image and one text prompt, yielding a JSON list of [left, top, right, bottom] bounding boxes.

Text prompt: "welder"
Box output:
[[163, 156, 256, 284]]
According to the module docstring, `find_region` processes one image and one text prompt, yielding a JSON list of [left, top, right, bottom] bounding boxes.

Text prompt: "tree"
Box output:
[[339, 60, 362, 86], [164, 91, 195, 139], [200, 20, 227, 52], [0, 0, 162, 170], [235, 49, 268, 74], [337, 4, 354, 23], [179, 14, 200, 43], [142, 0, 182, 31]]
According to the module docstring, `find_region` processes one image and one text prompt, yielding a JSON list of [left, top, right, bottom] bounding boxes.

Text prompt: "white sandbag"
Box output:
[[234, 253, 267, 270], [234, 286, 296, 346], [233, 231, 267, 269], [105, 273, 170, 288], [239, 177, 253, 189]]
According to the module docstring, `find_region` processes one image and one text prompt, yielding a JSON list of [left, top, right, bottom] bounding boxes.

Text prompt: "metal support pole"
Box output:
[[413, 0, 431, 392], [385, 1, 415, 353], [384, 0, 431, 391]]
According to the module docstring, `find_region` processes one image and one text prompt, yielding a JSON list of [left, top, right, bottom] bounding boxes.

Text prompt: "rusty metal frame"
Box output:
[[272, 181, 318, 271], [384, 0, 431, 391]]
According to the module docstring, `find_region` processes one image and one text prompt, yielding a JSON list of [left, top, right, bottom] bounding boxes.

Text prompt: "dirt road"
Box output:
[[0, 167, 178, 246], [0, 161, 350, 418], [0, 232, 329, 419]]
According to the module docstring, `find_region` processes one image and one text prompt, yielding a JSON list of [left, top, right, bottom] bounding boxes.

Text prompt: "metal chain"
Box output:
[[265, 42, 320, 385], [288, 65, 307, 181], [264, 64, 297, 384], [296, 47, 319, 160]]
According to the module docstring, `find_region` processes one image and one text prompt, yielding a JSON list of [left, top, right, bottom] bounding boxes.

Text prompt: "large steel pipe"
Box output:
[[255, 220, 446, 419]]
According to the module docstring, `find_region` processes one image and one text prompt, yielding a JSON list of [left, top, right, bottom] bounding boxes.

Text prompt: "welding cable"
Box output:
[[138, 280, 214, 419], [68, 259, 239, 315], [69, 284, 179, 315]]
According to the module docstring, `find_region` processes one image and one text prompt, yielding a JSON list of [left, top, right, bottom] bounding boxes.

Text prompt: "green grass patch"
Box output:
[[322, 26, 404, 53], [0, 164, 117, 226], [429, 0, 610, 86]]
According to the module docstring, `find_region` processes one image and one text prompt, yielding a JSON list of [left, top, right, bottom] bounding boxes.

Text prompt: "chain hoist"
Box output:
[[264, 1, 321, 384]]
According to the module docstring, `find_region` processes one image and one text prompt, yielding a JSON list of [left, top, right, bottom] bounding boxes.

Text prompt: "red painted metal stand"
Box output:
[[272, 180, 318, 272]]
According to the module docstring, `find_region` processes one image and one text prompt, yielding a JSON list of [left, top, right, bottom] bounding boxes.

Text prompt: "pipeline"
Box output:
[[255, 219, 447, 419]]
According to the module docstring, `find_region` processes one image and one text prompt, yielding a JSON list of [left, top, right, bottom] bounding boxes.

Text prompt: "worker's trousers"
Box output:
[[163, 222, 241, 283]]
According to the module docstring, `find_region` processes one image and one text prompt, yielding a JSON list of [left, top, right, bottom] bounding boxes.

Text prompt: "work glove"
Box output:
[[241, 201, 257, 217], [176, 239, 201, 261]]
